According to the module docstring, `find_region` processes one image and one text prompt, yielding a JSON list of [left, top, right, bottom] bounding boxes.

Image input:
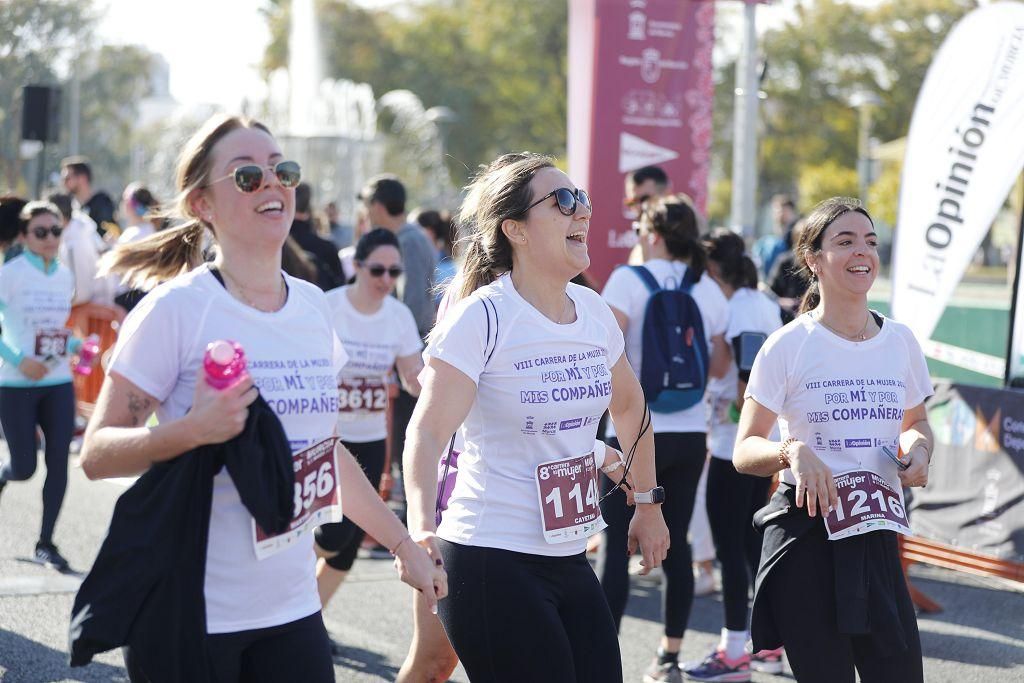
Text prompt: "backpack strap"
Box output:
[[680, 264, 698, 293], [628, 265, 662, 293]]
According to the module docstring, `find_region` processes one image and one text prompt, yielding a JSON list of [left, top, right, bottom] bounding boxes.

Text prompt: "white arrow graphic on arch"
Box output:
[[619, 132, 679, 173]]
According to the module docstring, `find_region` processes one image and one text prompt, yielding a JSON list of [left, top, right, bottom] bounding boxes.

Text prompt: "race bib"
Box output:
[[337, 377, 388, 419], [535, 452, 607, 544], [252, 438, 343, 559], [35, 328, 70, 358], [824, 468, 911, 541]]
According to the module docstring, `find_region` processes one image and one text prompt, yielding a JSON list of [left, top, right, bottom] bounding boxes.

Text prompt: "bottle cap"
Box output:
[[208, 340, 235, 365]]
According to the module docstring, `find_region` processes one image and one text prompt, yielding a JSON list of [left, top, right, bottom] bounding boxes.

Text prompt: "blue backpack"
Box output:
[[628, 265, 709, 413]]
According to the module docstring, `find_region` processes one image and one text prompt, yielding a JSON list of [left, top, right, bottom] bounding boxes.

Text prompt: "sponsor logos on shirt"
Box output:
[[845, 438, 872, 449]]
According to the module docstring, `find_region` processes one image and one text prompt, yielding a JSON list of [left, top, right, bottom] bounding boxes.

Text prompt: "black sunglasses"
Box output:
[[31, 225, 63, 239], [526, 187, 591, 216], [208, 160, 302, 194], [363, 264, 404, 279]]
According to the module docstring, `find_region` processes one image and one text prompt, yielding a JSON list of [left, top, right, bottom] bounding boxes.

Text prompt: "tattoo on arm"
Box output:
[[126, 391, 153, 427]]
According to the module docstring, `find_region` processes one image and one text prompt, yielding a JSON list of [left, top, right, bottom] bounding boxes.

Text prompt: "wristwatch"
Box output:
[[634, 486, 665, 504]]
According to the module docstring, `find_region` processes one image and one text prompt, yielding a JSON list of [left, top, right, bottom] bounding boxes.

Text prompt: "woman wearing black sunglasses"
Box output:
[[78, 114, 445, 682], [0, 200, 93, 573], [315, 227, 424, 613], [403, 152, 670, 683]]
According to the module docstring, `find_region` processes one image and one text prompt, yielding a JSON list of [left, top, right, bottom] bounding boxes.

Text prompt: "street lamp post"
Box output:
[[850, 91, 881, 206]]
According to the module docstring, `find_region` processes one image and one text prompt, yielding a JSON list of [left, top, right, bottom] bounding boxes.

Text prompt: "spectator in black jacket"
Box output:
[[60, 156, 117, 236], [290, 183, 345, 290]]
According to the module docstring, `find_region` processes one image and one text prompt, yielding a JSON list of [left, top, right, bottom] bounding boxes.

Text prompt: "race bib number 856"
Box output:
[[252, 438, 343, 559]]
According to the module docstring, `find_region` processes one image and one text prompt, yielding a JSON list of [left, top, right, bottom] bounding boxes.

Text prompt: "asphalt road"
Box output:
[[1, 449, 1022, 682]]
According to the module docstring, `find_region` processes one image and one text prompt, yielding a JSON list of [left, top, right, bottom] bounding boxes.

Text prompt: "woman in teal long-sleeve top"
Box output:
[[0, 200, 88, 572]]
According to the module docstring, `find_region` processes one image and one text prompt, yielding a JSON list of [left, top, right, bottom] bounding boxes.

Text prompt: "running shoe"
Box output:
[[34, 541, 71, 572], [643, 659, 683, 683], [749, 647, 785, 674], [682, 650, 750, 682]]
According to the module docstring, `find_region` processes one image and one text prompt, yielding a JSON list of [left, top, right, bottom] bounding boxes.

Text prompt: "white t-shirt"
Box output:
[[601, 259, 729, 436], [327, 286, 422, 443], [745, 312, 933, 490], [707, 288, 782, 459], [0, 254, 75, 387], [117, 223, 156, 244], [427, 273, 625, 556], [109, 264, 346, 634], [58, 214, 102, 306]]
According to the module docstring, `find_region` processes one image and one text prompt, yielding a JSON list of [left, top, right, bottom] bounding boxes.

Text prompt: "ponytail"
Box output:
[[798, 279, 821, 315], [100, 220, 207, 291]]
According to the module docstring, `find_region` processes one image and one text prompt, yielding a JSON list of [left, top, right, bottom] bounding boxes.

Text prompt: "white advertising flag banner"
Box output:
[[891, 2, 1024, 343]]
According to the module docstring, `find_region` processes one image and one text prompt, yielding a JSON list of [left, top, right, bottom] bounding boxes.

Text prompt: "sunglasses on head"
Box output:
[[31, 225, 63, 239], [526, 187, 591, 216], [362, 263, 404, 279], [208, 160, 302, 194]]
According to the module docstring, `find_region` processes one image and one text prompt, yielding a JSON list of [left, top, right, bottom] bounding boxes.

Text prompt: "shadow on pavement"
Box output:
[[0, 629, 127, 682], [331, 640, 401, 679]]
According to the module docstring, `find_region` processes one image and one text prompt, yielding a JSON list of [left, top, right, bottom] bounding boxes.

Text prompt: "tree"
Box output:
[[262, 0, 567, 187], [0, 0, 94, 192]]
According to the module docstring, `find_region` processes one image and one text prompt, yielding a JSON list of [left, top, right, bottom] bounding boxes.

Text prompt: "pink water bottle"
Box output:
[[74, 334, 101, 376], [203, 340, 247, 390]]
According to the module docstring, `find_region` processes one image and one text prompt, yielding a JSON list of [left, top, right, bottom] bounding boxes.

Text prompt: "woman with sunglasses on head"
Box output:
[[403, 152, 669, 683], [79, 114, 444, 682], [682, 229, 783, 682], [597, 194, 730, 683], [0, 201, 93, 572], [734, 198, 932, 683], [315, 227, 424, 611]]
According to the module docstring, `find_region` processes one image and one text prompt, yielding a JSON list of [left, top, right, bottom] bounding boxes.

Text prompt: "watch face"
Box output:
[[651, 486, 666, 504]]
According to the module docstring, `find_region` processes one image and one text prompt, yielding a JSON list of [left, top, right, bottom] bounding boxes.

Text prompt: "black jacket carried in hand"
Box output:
[[69, 393, 295, 682]]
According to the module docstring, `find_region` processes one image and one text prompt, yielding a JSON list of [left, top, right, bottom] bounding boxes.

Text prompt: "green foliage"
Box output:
[[756, 0, 978, 208], [797, 160, 859, 212], [0, 0, 94, 192], [264, 0, 567, 185], [0, 0, 155, 198]]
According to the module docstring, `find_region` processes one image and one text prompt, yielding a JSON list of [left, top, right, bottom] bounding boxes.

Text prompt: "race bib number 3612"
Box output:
[[535, 452, 607, 544], [824, 468, 911, 541], [252, 438, 342, 559]]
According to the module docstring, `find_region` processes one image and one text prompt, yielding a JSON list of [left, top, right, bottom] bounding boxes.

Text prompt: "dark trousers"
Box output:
[[596, 432, 707, 638], [0, 382, 75, 542], [706, 456, 770, 631], [438, 539, 622, 683], [761, 524, 923, 683], [125, 611, 334, 683]]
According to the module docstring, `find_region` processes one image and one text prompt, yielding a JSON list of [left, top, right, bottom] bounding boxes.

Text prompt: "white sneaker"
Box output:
[[694, 565, 717, 596]]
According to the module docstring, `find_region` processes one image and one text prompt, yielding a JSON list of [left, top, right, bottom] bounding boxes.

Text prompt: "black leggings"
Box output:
[[125, 611, 333, 683], [596, 432, 706, 638], [437, 539, 622, 683], [314, 439, 386, 571], [761, 524, 923, 683], [0, 382, 75, 543], [706, 456, 770, 631]]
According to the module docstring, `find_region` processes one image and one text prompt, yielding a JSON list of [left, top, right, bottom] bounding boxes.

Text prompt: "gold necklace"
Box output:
[[221, 266, 286, 313], [816, 309, 871, 341]]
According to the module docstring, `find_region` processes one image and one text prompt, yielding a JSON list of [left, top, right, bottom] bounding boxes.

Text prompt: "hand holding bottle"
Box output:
[[187, 340, 258, 446]]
